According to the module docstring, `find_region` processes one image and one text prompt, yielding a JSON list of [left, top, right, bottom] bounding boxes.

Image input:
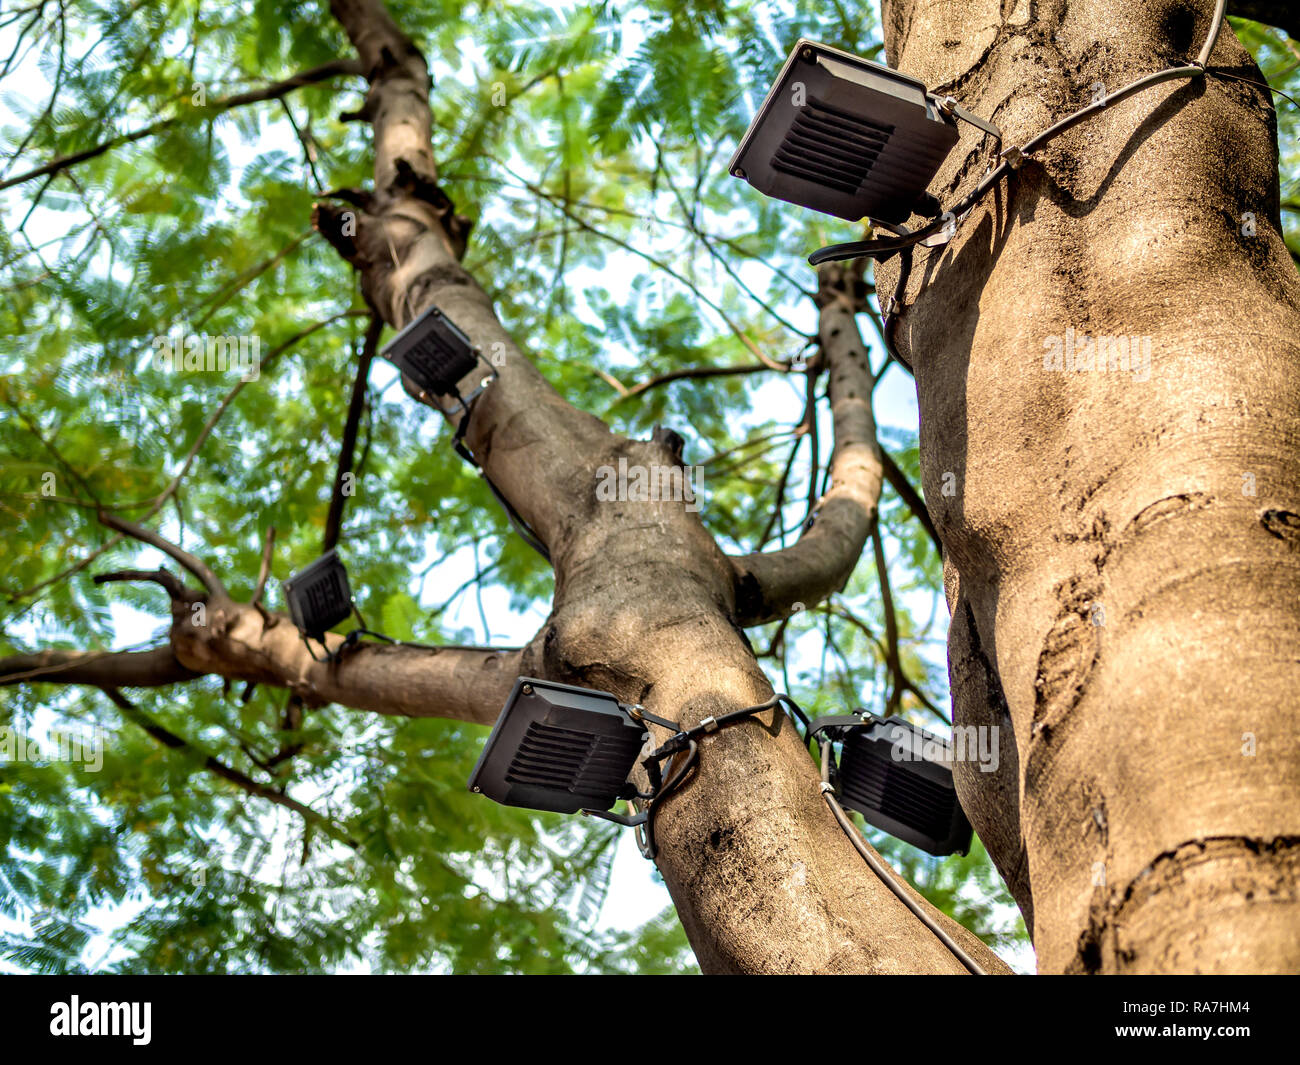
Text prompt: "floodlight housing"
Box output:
[[380, 302, 488, 404], [282, 549, 353, 641], [833, 712, 972, 856], [468, 678, 648, 815], [729, 39, 959, 224]]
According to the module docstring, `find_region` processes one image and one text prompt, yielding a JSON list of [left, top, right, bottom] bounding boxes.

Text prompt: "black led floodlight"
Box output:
[[380, 302, 496, 411], [468, 678, 649, 815], [819, 711, 972, 856], [729, 39, 960, 224], [282, 549, 353, 641]]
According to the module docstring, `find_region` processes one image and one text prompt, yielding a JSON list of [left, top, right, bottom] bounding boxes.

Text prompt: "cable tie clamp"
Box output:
[[1000, 146, 1026, 170], [700, 715, 719, 733], [819, 782, 834, 794]]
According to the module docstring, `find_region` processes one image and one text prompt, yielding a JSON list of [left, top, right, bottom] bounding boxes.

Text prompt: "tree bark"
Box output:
[[880, 0, 1300, 972]]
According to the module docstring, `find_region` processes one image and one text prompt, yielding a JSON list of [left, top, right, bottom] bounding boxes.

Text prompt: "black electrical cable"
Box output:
[[346, 627, 483, 653], [809, 0, 1228, 268], [1197, 0, 1228, 68], [818, 737, 988, 975], [451, 434, 552, 562], [880, 245, 915, 374], [301, 623, 506, 661], [1208, 67, 1300, 110], [628, 696, 993, 969], [301, 632, 332, 663], [635, 739, 699, 859], [625, 693, 808, 858]]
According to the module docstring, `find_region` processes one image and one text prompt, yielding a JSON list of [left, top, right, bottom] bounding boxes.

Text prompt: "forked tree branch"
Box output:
[[93, 566, 191, 601], [0, 596, 529, 725], [97, 511, 226, 597], [316, 0, 625, 558]]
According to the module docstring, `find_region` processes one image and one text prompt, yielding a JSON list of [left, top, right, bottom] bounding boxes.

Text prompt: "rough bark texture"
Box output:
[[731, 263, 884, 624], [880, 0, 1300, 972]]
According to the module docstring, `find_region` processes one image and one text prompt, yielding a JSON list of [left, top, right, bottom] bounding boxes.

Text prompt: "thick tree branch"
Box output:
[[181, 614, 525, 723], [0, 646, 196, 688], [93, 566, 191, 601], [730, 263, 884, 625], [318, 0, 623, 559], [0, 595, 528, 725], [314, 0, 1010, 975]]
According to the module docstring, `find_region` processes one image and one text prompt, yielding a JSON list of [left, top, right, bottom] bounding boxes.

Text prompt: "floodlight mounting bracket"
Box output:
[[581, 806, 649, 828], [424, 352, 498, 421], [933, 95, 1003, 140]]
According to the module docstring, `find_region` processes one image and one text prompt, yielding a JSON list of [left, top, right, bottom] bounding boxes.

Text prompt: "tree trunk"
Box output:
[[879, 0, 1300, 972]]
